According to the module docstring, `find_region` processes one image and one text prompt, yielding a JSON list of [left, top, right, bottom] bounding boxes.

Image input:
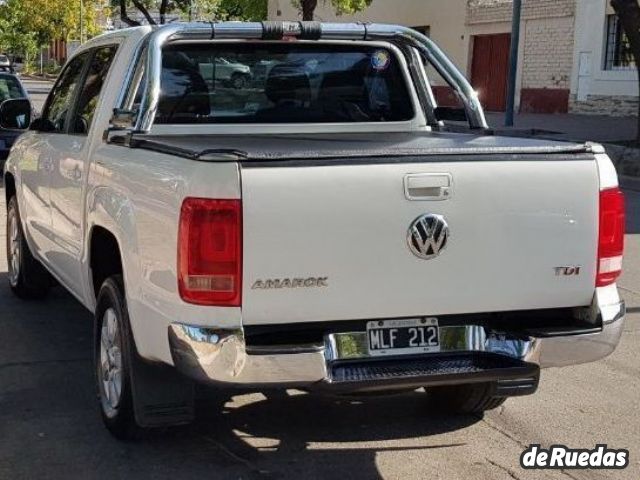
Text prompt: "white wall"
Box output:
[[571, 0, 638, 99], [268, 0, 469, 73]]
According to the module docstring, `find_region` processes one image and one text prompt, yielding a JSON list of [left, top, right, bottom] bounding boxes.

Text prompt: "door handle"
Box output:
[[404, 173, 452, 201]]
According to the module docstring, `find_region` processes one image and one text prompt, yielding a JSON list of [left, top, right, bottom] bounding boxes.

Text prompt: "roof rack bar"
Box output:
[[130, 21, 487, 133]]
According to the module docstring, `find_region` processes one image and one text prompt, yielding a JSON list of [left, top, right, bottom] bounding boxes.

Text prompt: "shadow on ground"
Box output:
[[624, 188, 640, 235], [0, 271, 478, 480]]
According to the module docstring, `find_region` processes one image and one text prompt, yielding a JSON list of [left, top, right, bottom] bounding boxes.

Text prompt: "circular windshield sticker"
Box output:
[[371, 50, 391, 71]]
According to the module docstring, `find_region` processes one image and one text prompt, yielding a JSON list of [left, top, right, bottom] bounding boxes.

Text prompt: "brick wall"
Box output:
[[467, 0, 576, 91], [570, 95, 639, 117], [521, 16, 573, 90], [467, 0, 576, 25], [467, 0, 576, 112]]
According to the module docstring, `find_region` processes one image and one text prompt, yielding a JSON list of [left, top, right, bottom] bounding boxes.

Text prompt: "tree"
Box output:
[[113, 0, 266, 26], [0, 1, 39, 64], [611, 0, 640, 143], [114, 0, 159, 26], [0, 0, 100, 61], [216, 0, 268, 21], [292, 0, 373, 21]]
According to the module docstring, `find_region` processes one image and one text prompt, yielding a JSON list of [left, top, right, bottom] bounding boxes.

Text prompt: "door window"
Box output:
[[70, 46, 118, 135], [40, 53, 89, 132]]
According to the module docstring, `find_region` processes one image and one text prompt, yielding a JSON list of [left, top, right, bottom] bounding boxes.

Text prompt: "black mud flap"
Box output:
[[130, 353, 195, 428]]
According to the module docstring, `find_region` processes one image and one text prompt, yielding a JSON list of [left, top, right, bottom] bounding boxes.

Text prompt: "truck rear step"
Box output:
[[328, 352, 540, 395]]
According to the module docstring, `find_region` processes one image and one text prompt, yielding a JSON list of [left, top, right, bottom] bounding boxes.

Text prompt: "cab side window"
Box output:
[[70, 46, 118, 135], [40, 53, 89, 133]]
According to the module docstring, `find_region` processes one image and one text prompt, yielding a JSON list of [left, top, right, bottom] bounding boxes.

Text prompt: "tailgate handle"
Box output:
[[404, 174, 452, 200]]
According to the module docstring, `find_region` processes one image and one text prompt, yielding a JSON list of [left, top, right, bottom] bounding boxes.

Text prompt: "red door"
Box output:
[[470, 33, 511, 112]]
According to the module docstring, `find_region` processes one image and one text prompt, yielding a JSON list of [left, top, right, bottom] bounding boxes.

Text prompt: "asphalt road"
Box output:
[[0, 79, 638, 479], [22, 78, 52, 115]]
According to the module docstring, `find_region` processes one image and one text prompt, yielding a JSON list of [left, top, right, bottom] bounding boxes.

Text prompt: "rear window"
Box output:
[[0, 75, 24, 102], [155, 43, 414, 124]]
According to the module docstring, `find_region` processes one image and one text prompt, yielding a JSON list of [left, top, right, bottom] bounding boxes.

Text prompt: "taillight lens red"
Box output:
[[178, 198, 242, 306], [596, 187, 625, 287]]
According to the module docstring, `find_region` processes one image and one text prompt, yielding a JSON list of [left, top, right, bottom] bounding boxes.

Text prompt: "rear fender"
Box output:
[[84, 185, 139, 311]]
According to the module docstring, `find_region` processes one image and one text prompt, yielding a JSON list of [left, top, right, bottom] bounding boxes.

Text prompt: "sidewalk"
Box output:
[[485, 112, 639, 177], [21, 78, 54, 114], [485, 112, 637, 144]]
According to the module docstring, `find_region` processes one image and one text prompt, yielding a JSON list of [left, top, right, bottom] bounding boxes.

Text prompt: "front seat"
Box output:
[[316, 68, 370, 122], [157, 51, 210, 122], [256, 64, 312, 122]]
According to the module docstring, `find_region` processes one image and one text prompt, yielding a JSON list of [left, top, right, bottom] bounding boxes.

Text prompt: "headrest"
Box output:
[[265, 64, 312, 104], [158, 51, 210, 118], [319, 70, 366, 101]]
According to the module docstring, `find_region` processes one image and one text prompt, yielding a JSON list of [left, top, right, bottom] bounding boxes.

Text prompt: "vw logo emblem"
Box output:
[[407, 214, 449, 259]]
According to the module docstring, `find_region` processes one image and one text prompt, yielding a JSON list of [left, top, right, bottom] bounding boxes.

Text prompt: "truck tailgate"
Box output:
[[240, 158, 599, 325]]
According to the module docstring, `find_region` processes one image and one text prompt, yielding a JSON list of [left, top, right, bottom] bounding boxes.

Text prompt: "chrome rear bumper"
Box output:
[[168, 300, 625, 390]]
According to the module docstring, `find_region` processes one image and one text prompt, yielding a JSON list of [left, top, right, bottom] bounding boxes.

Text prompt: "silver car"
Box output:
[[0, 55, 12, 72], [199, 57, 252, 89]]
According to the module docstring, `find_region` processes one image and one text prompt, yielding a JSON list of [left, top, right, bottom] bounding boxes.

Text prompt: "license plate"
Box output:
[[366, 318, 440, 356]]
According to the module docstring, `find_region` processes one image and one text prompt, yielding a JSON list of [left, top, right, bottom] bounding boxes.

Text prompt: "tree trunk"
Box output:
[[132, 0, 157, 25], [159, 0, 169, 24], [611, 0, 640, 143], [119, 0, 141, 27], [301, 0, 318, 21]]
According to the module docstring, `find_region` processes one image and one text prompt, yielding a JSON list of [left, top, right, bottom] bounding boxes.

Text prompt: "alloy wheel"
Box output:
[[7, 208, 21, 287], [99, 308, 123, 418]]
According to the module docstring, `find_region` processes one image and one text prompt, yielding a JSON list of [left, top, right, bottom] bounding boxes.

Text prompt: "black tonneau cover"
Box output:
[[109, 131, 593, 165]]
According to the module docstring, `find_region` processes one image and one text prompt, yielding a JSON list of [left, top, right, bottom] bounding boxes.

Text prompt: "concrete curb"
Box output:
[[19, 74, 58, 81]]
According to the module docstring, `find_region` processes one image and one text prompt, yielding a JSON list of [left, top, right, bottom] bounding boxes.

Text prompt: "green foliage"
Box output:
[[291, 0, 373, 20], [0, 1, 39, 60], [0, 0, 101, 57], [181, 0, 221, 20], [216, 0, 268, 21], [45, 59, 63, 75], [330, 0, 373, 16], [111, 0, 267, 24], [21, 59, 42, 75]]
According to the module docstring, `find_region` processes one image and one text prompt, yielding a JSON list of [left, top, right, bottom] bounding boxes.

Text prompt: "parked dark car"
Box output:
[[0, 72, 30, 172]]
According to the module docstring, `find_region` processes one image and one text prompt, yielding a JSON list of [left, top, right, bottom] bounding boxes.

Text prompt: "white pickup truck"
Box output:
[[1, 22, 626, 439]]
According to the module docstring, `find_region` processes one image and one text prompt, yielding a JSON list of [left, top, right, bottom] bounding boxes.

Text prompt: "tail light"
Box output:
[[596, 187, 625, 287], [178, 198, 242, 306]]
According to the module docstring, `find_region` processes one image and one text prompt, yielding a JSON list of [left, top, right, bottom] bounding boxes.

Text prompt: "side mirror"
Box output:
[[0, 98, 32, 130], [30, 117, 45, 131], [30, 117, 55, 132]]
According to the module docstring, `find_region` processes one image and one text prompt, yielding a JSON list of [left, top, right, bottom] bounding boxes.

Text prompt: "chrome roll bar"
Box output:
[[124, 21, 487, 133]]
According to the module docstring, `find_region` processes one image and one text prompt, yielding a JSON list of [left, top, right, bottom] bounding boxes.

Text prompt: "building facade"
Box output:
[[268, 0, 638, 116], [570, 0, 638, 116], [466, 0, 575, 113]]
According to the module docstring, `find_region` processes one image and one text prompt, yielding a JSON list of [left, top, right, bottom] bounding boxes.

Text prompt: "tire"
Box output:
[[94, 275, 140, 440], [6, 196, 50, 299], [427, 383, 507, 414], [231, 72, 248, 89]]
